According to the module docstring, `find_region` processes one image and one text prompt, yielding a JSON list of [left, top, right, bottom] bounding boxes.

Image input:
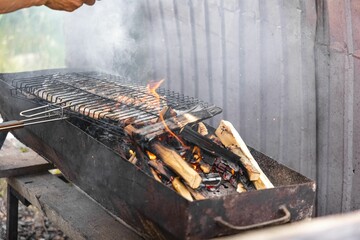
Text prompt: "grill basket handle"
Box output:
[[214, 205, 291, 231], [0, 120, 25, 132]]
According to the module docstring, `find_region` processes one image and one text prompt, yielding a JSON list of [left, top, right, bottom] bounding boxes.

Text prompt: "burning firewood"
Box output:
[[148, 159, 194, 201], [215, 120, 274, 190], [172, 177, 193, 201], [199, 162, 211, 173], [213, 157, 254, 192], [237, 183, 246, 193], [151, 142, 202, 189], [150, 168, 162, 182], [128, 150, 137, 164], [197, 122, 208, 136]]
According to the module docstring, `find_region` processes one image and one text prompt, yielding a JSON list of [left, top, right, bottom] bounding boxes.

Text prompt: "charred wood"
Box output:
[[171, 177, 193, 202], [179, 125, 241, 172]]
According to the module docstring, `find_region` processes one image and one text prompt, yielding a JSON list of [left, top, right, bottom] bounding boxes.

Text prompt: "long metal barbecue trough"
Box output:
[[0, 69, 315, 239]]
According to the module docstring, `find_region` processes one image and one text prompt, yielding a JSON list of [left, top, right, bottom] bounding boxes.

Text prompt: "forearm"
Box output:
[[0, 0, 47, 14]]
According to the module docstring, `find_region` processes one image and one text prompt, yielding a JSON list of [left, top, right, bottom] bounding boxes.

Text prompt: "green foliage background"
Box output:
[[0, 7, 65, 72]]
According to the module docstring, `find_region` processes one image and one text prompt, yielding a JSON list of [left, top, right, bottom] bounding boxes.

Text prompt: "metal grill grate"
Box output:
[[11, 72, 221, 130]]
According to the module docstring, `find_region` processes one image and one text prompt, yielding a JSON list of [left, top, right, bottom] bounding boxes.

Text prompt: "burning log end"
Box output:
[[128, 151, 137, 165], [172, 177, 193, 202], [236, 183, 247, 193], [200, 162, 211, 173], [148, 160, 195, 201], [151, 142, 202, 189], [150, 168, 162, 183], [124, 124, 138, 137], [197, 122, 209, 136]]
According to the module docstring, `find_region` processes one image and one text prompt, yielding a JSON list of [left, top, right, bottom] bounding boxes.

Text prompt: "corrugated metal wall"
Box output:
[[315, 0, 360, 215], [144, 0, 317, 184], [64, 0, 360, 216]]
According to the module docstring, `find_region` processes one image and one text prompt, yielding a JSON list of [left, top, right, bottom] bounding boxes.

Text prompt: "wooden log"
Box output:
[[128, 151, 137, 165], [151, 142, 202, 189], [199, 162, 211, 173], [197, 122, 208, 136], [150, 168, 162, 183], [172, 177, 193, 202], [179, 126, 241, 172], [236, 183, 247, 193], [215, 120, 274, 189], [7, 173, 141, 240], [148, 160, 194, 201]]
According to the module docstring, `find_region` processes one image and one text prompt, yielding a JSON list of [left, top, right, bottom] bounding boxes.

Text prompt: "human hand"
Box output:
[[44, 0, 95, 12]]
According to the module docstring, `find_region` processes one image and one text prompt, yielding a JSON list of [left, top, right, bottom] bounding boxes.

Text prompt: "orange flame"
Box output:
[[146, 151, 157, 160], [192, 146, 202, 163], [147, 79, 188, 148], [147, 79, 165, 99]]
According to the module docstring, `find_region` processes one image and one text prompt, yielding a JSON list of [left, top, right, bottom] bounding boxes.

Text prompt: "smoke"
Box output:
[[63, 0, 150, 82]]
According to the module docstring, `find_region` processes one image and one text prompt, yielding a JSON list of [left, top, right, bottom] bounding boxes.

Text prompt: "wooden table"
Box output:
[[6, 173, 142, 240]]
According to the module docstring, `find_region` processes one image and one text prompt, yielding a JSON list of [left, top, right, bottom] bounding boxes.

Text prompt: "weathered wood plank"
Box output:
[[192, 0, 211, 104], [281, 0, 303, 171], [241, 1, 262, 149], [299, 0, 317, 184], [349, 0, 360, 212], [314, 0, 360, 215], [222, 1, 240, 130], [258, 1, 282, 159], [0, 155, 51, 178], [0, 135, 52, 178], [176, 0, 196, 98], [341, 0, 355, 213], [7, 173, 141, 240], [315, 0, 330, 216], [206, 0, 224, 125]]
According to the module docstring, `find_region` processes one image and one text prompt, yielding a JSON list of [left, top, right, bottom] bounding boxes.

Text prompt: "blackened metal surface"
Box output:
[[0, 69, 316, 239]]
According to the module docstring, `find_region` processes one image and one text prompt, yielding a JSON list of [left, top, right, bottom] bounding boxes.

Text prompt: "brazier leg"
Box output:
[[0, 131, 8, 150], [6, 184, 18, 240]]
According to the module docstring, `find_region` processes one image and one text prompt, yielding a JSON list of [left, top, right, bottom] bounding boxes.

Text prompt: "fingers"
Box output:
[[84, 0, 96, 6], [44, 0, 95, 12]]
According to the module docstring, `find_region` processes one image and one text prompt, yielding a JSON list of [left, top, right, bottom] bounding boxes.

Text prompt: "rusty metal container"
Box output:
[[0, 69, 315, 239]]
